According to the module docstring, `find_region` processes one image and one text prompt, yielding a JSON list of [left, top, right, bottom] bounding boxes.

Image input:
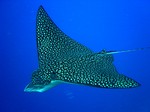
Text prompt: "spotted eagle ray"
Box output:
[[24, 5, 143, 92]]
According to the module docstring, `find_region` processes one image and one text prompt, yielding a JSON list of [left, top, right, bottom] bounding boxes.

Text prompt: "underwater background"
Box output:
[[1, 0, 150, 112]]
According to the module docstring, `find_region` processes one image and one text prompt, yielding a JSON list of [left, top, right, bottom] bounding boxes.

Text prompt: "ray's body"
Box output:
[[24, 6, 140, 92]]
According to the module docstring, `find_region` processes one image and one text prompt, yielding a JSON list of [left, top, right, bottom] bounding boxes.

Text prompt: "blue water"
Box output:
[[1, 0, 150, 112]]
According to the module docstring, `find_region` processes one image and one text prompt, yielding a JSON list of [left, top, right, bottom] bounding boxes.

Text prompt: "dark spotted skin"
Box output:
[[52, 53, 139, 88], [30, 5, 140, 89], [36, 6, 93, 68]]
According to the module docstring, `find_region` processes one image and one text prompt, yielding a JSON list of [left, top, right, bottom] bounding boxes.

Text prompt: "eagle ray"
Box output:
[[24, 6, 140, 92]]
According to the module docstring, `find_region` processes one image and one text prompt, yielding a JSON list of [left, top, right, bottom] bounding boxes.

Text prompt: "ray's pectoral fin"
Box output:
[[25, 5, 93, 92]]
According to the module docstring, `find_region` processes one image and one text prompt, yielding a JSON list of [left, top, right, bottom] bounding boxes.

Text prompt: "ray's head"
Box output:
[[24, 69, 53, 92]]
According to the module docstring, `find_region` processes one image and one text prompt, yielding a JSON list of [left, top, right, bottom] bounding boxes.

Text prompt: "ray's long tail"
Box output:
[[103, 47, 150, 55]]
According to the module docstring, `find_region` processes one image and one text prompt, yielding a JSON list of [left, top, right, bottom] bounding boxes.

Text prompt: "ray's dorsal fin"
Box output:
[[36, 6, 93, 67]]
